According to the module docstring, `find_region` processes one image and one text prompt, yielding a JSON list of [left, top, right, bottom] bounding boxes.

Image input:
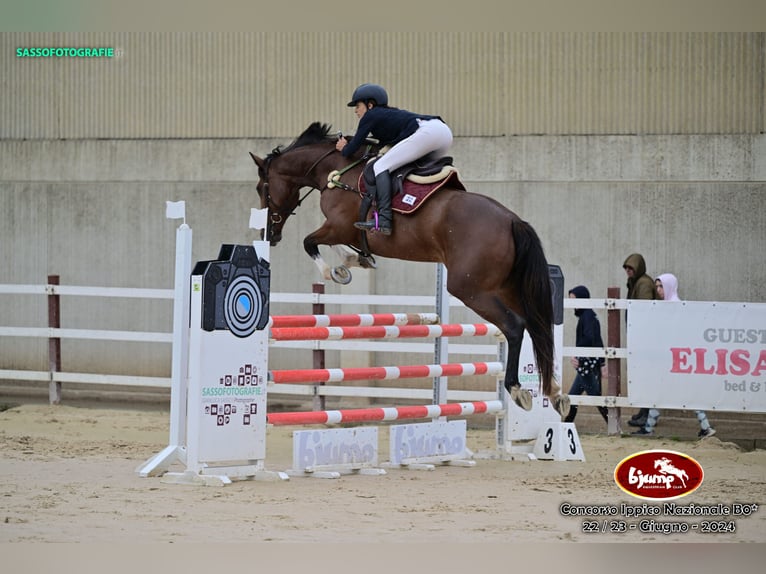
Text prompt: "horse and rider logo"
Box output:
[[614, 450, 704, 500]]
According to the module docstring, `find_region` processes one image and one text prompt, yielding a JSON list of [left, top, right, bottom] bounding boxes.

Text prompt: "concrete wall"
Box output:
[[1, 135, 764, 384]]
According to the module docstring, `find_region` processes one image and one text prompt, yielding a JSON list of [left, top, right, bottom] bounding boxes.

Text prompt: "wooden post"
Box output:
[[47, 275, 62, 405], [606, 286, 621, 435], [312, 282, 326, 411]]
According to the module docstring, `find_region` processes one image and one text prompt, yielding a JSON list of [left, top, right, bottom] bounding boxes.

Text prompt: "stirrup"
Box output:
[[354, 220, 392, 235], [354, 210, 392, 235], [354, 219, 377, 231], [354, 211, 378, 231]]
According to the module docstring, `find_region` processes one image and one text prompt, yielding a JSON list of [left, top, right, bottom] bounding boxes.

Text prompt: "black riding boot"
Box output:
[[354, 170, 392, 235]]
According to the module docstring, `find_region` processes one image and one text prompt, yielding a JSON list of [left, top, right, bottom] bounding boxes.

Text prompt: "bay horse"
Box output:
[[250, 122, 569, 417]]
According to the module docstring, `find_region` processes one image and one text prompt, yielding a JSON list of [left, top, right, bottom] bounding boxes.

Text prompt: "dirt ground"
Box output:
[[1, 401, 764, 546]]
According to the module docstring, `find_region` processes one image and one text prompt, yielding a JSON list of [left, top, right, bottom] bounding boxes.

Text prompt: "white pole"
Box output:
[[137, 203, 192, 477], [433, 264, 449, 409], [168, 223, 192, 447], [496, 337, 511, 453]]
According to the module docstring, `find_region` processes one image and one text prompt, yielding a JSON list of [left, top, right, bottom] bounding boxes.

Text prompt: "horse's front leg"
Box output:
[[303, 231, 334, 282], [331, 245, 359, 269], [331, 245, 377, 270], [303, 224, 354, 284]]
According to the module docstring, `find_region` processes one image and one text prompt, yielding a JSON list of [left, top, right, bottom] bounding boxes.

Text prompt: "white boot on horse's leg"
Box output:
[[510, 385, 533, 411], [312, 255, 333, 282]]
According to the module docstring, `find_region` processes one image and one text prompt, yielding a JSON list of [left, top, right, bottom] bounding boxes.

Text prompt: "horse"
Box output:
[[654, 457, 689, 488], [250, 122, 569, 418]]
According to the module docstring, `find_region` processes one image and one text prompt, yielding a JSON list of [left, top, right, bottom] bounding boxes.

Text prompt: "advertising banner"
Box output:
[[627, 301, 765, 412]]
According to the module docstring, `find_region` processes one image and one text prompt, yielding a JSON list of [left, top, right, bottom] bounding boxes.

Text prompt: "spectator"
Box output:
[[632, 273, 716, 438], [623, 252, 659, 428], [564, 285, 609, 425]]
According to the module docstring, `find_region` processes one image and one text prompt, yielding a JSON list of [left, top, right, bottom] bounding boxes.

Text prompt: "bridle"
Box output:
[[260, 143, 374, 231], [259, 147, 337, 228], [259, 139, 378, 259]]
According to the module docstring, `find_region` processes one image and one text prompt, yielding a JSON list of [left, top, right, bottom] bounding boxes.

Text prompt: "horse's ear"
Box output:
[[249, 152, 265, 170]]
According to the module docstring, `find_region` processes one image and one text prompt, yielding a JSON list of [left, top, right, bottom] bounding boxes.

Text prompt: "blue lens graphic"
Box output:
[[236, 293, 251, 315], [224, 276, 262, 337]]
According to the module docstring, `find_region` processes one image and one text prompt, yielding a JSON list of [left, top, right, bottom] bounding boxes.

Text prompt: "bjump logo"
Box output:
[[614, 450, 704, 500]]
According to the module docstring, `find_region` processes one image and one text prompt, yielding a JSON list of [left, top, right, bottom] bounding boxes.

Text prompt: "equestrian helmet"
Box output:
[[347, 83, 388, 107]]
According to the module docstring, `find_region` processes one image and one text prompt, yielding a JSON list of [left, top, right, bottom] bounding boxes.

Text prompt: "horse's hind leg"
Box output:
[[448, 286, 534, 411], [502, 309, 569, 418], [464, 298, 570, 417], [500, 308, 536, 412]]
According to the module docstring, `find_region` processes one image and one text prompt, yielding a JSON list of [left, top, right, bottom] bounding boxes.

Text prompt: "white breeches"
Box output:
[[373, 118, 453, 176]]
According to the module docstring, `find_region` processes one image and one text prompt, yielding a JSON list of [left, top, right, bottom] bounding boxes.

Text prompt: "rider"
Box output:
[[336, 83, 453, 235]]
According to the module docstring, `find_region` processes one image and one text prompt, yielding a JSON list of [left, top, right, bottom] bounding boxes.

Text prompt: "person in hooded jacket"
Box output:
[[623, 253, 659, 427], [632, 273, 716, 438], [623, 253, 658, 301], [564, 285, 609, 425]]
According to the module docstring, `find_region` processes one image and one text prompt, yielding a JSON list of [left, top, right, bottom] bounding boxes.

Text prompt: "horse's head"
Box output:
[[249, 152, 298, 246], [249, 122, 343, 246]]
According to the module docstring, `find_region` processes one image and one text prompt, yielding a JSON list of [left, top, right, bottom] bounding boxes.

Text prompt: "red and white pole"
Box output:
[[267, 400, 503, 425]]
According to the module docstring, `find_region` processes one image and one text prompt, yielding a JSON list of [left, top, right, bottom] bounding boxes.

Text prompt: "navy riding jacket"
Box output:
[[341, 106, 442, 158]]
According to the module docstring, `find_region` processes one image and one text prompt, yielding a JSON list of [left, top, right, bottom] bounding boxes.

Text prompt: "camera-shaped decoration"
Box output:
[[549, 264, 564, 326], [192, 244, 270, 337]]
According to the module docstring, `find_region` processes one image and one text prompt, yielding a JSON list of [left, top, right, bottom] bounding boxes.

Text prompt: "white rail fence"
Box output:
[[0, 279, 621, 405]]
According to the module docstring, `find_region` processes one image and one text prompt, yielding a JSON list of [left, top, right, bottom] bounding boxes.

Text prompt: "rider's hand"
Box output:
[[335, 137, 347, 152]]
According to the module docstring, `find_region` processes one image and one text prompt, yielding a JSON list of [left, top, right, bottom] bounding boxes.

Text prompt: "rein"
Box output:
[[262, 147, 335, 225], [261, 138, 378, 264], [324, 146, 373, 193], [263, 145, 374, 226]]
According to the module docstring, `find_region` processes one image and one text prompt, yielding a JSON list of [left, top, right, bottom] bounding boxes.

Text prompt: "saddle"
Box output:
[[359, 156, 466, 214], [327, 152, 467, 270]]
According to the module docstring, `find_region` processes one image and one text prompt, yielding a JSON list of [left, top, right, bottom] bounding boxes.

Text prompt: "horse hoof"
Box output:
[[553, 394, 571, 420], [330, 266, 352, 285], [510, 386, 533, 411], [358, 255, 377, 269]]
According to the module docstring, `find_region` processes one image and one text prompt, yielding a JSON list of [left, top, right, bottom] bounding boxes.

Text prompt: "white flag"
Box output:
[[165, 200, 186, 220], [249, 208, 269, 231]]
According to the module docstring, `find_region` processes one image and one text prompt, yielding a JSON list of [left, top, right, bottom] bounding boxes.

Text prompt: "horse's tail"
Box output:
[[509, 219, 555, 397]]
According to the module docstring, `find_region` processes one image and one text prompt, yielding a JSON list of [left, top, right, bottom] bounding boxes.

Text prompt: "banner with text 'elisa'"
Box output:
[[627, 300, 766, 413]]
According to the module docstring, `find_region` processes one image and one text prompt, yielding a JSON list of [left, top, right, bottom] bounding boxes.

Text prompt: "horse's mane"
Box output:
[[267, 122, 336, 159]]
